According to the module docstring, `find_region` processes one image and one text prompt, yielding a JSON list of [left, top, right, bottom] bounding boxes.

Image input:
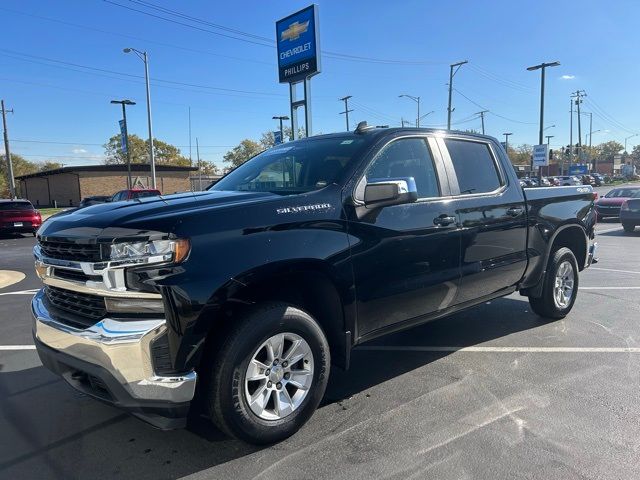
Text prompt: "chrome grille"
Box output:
[[39, 239, 102, 262]]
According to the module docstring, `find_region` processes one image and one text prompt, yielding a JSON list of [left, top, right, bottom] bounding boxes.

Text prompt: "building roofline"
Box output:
[[16, 163, 198, 180]]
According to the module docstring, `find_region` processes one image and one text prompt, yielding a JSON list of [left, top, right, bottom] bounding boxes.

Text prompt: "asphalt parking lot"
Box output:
[[1, 185, 640, 480]]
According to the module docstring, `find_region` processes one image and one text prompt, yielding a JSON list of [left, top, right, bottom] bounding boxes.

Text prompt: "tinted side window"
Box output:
[[445, 139, 502, 195], [366, 138, 440, 198]]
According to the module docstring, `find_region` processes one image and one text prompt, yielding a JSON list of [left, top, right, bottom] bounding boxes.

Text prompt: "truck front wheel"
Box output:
[[204, 302, 330, 444], [622, 223, 635, 233], [528, 247, 579, 319]]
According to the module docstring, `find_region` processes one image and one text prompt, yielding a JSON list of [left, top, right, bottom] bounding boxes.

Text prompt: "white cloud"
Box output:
[[71, 148, 88, 154], [560, 75, 575, 80]]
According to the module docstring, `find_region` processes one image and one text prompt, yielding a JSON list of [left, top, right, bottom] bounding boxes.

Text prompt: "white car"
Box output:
[[555, 175, 582, 186]]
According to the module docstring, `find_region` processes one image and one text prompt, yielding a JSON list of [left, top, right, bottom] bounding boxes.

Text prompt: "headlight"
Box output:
[[109, 238, 190, 264]]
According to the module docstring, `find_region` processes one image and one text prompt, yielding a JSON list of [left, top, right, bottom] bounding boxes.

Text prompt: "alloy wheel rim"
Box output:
[[553, 260, 575, 309], [244, 332, 314, 421]]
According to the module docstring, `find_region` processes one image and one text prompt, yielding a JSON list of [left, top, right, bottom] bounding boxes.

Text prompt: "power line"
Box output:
[[104, 0, 447, 66], [453, 88, 537, 125], [467, 64, 534, 92], [11, 138, 234, 148], [0, 48, 284, 97], [0, 6, 274, 67], [584, 97, 636, 134]]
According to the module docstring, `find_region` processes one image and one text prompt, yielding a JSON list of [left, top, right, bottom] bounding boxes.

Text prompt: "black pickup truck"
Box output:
[[32, 125, 597, 444]]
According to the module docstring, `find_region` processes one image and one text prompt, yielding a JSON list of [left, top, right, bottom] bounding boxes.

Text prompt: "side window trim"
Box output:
[[353, 135, 451, 203], [437, 136, 507, 198]]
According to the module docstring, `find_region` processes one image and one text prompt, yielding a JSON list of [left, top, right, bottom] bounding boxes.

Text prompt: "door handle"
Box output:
[[507, 206, 524, 217], [433, 215, 456, 226]]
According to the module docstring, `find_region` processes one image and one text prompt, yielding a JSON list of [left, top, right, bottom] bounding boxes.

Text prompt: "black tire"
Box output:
[[622, 223, 635, 233], [528, 247, 579, 320], [205, 302, 330, 444]]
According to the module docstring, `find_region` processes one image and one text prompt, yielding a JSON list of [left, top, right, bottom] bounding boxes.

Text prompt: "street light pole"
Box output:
[[624, 134, 639, 154], [111, 99, 136, 189], [447, 60, 468, 130], [124, 48, 156, 189], [272, 116, 289, 144], [399, 94, 421, 127], [503, 132, 513, 157], [527, 61, 560, 180]]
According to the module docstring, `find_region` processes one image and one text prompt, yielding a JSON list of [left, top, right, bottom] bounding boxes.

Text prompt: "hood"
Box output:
[[38, 190, 278, 241]]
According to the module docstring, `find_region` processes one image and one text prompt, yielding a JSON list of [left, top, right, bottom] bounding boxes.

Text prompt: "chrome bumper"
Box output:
[[32, 289, 197, 404]]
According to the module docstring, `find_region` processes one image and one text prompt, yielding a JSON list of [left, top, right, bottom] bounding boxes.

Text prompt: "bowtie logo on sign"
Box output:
[[281, 21, 309, 42]]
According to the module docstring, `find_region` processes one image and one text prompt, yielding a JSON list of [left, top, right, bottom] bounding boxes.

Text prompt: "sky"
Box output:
[[1, 0, 639, 169]]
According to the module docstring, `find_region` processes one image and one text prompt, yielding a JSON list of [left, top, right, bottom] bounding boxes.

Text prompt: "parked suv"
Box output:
[[110, 189, 161, 202], [32, 126, 597, 444], [0, 199, 42, 236]]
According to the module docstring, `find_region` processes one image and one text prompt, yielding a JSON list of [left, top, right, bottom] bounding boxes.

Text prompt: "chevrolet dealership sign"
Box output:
[[276, 5, 320, 83]]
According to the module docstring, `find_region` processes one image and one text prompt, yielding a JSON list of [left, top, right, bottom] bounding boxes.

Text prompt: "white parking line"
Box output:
[[0, 289, 38, 296], [0, 345, 36, 350], [580, 286, 640, 290], [358, 346, 640, 353], [590, 267, 640, 275], [597, 226, 623, 234]]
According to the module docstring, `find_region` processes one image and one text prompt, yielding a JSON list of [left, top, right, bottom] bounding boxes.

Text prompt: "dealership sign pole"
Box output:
[[276, 5, 321, 139]]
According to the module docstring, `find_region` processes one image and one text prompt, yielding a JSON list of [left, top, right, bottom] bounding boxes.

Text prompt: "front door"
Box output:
[[346, 136, 461, 338]]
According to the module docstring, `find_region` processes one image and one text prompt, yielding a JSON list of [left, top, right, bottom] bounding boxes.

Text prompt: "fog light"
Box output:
[[105, 297, 165, 314]]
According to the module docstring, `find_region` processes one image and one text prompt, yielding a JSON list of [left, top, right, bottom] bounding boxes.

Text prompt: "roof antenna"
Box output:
[[354, 121, 374, 134]]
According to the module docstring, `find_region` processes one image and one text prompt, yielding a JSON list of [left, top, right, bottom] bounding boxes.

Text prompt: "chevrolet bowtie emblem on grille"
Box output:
[[281, 21, 309, 42]]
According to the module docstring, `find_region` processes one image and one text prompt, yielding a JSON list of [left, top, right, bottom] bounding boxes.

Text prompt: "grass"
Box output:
[[37, 207, 65, 218]]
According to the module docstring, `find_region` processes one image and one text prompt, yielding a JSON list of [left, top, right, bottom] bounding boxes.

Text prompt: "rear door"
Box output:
[[346, 135, 461, 337], [438, 136, 528, 304]]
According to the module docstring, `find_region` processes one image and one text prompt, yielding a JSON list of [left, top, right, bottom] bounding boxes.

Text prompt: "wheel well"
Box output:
[[202, 269, 349, 370], [550, 227, 587, 271]]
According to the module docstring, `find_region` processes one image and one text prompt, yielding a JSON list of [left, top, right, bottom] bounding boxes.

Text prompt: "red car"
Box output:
[[0, 199, 42, 236], [595, 187, 640, 219], [110, 189, 162, 202]]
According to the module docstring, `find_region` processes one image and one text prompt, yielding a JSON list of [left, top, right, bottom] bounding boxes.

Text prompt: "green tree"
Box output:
[[198, 161, 219, 175], [104, 134, 189, 166], [507, 144, 533, 165], [1, 154, 39, 198], [223, 139, 263, 168], [630, 145, 640, 164], [39, 161, 63, 172], [596, 141, 624, 162], [260, 127, 306, 149]]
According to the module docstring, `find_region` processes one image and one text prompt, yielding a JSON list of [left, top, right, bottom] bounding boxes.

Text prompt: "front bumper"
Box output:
[[32, 289, 197, 429]]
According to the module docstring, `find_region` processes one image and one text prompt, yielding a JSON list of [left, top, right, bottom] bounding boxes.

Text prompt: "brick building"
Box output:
[[16, 164, 197, 207]]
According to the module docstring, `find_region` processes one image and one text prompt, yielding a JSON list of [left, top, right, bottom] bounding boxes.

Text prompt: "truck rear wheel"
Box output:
[[528, 247, 579, 319], [205, 302, 330, 444], [622, 223, 635, 233]]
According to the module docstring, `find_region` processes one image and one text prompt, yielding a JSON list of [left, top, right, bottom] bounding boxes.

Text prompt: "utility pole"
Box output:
[[339, 96, 353, 131], [568, 97, 573, 174], [188, 106, 192, 167], [447, 60, 468, 130], [527, 61, 560, 180], [111, 99, 136, 189], [475, 110, 488, 135], [571, 90, 586, 162], [196, 137, 202, 191], [1, 100, 16, 199]]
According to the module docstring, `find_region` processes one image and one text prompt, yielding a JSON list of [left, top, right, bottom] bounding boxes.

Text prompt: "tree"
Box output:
[[1, 153, 39, 198], [596, 141, 623, 162], [198, 161, 219, 175], [260, 127, 306, 149], [223, 139, 263, 168], [39, 161, 63, 172], [104, 134, 189, 166], [507, 144, 533, 166], [630, 145, 640, 164]]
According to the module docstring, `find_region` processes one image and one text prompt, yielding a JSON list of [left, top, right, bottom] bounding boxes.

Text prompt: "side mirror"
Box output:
[[364, 177, 418, 208]]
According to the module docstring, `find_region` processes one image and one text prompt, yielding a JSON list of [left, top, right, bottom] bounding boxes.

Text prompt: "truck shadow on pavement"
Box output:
[[0, 296, 543, 479]]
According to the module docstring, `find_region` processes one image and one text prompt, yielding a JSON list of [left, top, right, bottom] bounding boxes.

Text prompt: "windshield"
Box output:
[[211, 137, 368, 195], [605, 188, 640, 198], [0, 202, 34, 211]]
